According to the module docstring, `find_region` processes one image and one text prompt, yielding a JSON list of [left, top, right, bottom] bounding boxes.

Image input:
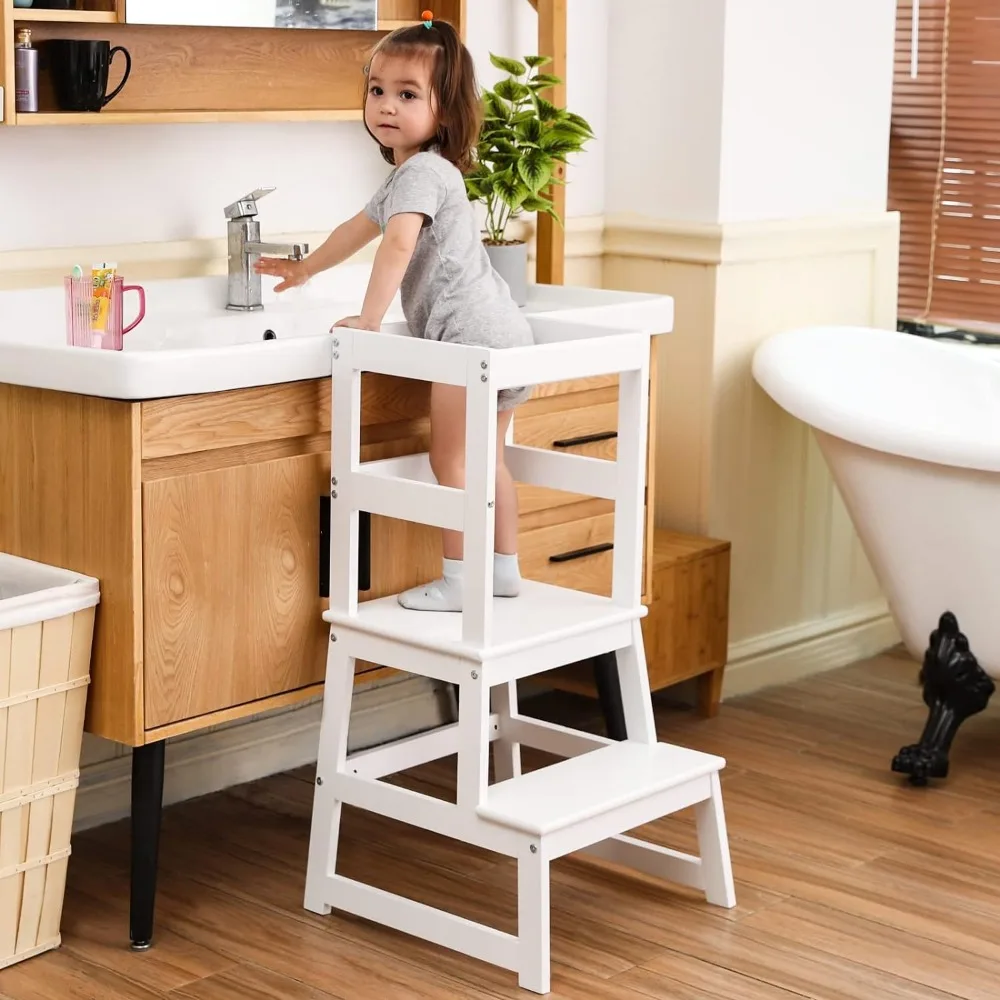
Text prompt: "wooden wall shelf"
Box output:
[[1, 0, 462, 126]]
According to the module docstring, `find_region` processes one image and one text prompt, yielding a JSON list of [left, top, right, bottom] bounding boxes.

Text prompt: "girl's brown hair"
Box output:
[[364, 19, 481, 173]]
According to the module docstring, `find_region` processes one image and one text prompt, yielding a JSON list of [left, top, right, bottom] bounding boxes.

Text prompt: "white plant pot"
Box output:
[[484, 241, 528, 307]]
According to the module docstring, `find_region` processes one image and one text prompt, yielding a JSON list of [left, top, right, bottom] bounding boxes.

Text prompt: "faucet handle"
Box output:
[[224, 187, 276, 221]]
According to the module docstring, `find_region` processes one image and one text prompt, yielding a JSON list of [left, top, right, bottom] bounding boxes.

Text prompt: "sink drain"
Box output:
[[263, 329, 277, 340]]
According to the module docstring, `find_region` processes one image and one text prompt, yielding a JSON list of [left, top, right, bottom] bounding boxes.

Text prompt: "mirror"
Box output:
[[125, 0, 379, 30]]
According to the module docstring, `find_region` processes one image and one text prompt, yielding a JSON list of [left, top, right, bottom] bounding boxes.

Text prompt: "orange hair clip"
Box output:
[[422, 9, 433, 27]]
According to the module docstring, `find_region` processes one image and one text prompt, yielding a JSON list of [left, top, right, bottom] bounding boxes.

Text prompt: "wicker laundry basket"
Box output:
[[0, 554, 99, 969]]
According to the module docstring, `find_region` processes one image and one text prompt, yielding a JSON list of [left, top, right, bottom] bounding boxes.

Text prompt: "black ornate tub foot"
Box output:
[[891, 611, 995, 786]]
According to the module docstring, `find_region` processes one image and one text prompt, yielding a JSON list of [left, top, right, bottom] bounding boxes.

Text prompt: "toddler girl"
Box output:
[[256, 15, 533, 612]]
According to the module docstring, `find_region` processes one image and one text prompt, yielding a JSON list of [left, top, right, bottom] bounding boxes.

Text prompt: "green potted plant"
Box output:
[[465, 53, 595, 306]]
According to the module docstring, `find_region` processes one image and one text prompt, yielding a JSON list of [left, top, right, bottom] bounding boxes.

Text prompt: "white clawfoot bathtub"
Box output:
[[752, 325, 999, 785]]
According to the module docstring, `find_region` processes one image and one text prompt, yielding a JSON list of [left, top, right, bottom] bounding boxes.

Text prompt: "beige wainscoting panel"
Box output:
[[603, 211, 902, 693]]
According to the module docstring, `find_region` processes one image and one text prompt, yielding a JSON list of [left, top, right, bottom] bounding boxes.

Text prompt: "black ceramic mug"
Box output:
[[48, 39, 131, 113]]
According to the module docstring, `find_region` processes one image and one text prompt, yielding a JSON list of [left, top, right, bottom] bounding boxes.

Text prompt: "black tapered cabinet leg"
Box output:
[[130, 740, 165, 951], [592, 652, 628, 740], [891, 611, 995, 786]]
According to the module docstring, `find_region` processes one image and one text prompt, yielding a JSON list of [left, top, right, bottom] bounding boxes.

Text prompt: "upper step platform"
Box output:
[[323, 579, 645, 668], [478, 740, 726, 854]]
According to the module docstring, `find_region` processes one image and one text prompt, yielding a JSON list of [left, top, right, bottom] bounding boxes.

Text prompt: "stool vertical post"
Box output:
[[517, 845, 551, 994], [457, 670, 490, 809], [695, 771, 737, 907], [491, 680, 522, 781], [615, 619, 657, 743], [461, 349, 498, 648], [611, 347, 650, 610], [304, 640, 356, 914], [331, 334, 361, 618]]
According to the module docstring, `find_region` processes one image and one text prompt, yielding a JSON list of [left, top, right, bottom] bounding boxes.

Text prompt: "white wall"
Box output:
[[718, 0, 897, 222], [605, 0, 897, 225], [605, 0, 727, 224], [0, 0, 607, 253]]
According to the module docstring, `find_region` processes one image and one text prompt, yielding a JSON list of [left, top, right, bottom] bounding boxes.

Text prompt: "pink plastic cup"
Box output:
[[65, 274, 146, 350]]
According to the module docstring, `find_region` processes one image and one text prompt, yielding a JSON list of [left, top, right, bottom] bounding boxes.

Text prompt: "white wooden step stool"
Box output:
[[304, 298, 736, 994]]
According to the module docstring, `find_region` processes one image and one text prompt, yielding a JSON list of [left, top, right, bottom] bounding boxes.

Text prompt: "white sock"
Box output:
[[492, 552, 521, 598], [397, 554, 522, 611]]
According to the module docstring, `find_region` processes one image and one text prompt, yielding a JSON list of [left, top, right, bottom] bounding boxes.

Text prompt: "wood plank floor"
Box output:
[[2, 646, 999, 999]]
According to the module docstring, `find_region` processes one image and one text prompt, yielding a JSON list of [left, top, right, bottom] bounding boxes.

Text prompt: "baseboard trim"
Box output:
[[721, 601, 901, 701], [72, 675, 448, 834]]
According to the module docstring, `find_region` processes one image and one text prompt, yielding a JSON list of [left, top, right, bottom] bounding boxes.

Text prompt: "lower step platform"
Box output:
[[479, 740, 725, 845]]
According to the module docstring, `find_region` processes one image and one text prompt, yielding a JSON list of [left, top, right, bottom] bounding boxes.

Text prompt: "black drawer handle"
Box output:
[[548, 541, 613, 564], [552, 430, 617, 448]]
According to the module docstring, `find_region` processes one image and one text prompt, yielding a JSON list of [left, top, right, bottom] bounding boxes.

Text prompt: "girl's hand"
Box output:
[[332, 315, 381, 331], [254, 257, 310, 293]]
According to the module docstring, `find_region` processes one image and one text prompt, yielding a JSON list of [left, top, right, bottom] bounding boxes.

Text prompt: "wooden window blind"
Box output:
[[889, 0, 1000, 327]]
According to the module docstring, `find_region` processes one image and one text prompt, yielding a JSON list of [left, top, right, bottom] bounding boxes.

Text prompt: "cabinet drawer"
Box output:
[[519, 513, 615, 597], [526, 374, 619, 403], [514, 402, 618, 459], [142, 376, 432, 460]]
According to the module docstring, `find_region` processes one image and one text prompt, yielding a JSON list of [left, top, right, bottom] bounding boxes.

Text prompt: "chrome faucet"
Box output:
[[225, 187, 309, 311]]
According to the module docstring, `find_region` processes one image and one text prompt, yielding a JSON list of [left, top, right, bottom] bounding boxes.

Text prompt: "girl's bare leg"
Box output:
[[397, 383, 521, 611]]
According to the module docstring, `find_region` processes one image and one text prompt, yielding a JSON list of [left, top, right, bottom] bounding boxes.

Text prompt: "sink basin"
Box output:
[[0, 262, 674, 399]]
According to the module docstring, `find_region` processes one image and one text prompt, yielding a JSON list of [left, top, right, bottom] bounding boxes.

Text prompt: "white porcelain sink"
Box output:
[[0, 262, 673, 399]]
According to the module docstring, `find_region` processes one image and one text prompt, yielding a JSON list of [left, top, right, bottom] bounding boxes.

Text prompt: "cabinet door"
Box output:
[[142, 454, 329, 729]]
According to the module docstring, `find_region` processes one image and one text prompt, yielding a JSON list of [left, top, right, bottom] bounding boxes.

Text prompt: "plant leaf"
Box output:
[[521, 194, 554, 213], [464, 176, 489, 200], [517, 148, 553, 193], [540, 127, 587, 154], [563, 111, 595, 136], [484, 92, 510, 121], [516, 118, 543, 145], [494, 169, 531, 213], [528, 73, 563, 89], [532, 96, 561, 122], [550, 117, 593, 141], [494, 79, 531, 103], [489, 53, 527, 76], [524, 54, 551, 68], [490, 137, 519, 156]]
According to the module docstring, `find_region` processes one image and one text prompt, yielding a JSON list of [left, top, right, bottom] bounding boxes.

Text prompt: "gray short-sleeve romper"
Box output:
[[364, 151, 534, 410]]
